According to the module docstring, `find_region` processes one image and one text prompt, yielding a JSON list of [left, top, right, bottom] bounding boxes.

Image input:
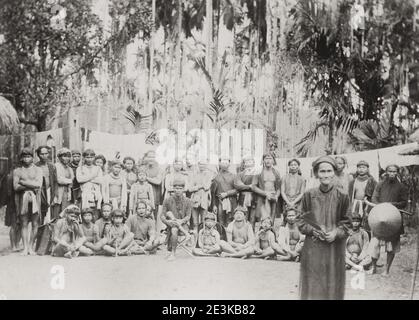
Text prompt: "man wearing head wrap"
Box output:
[[161, 178, 193, 261], [76, 149, 103, 215], [345, 214, 371, 272], [70, 149, 82, 205], [51, 148, 74, 219], [367, 164, 408, 275], [234, 156, 257, 230], [252, 153, 281, 228], [297, 155, 351, 300], [13, 148, 43, 255], [210, 157, 238, 227], [35, 145, 57, 224], [219, 208, 255, 258], [51, 205, 86, 258], [347, 160, 377, 233]]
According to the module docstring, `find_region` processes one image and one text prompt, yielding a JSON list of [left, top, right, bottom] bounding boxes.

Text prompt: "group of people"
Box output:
[[1, 145, 409, 298]]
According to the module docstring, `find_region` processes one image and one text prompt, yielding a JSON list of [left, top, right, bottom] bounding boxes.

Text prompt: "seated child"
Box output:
[[102, 209, 135, 256], [192, 212, 221, 256], [80, 208, 108, 255], [252, 217, 285, 260], [95, 203, 112, 238], [277, 208, 305, 261], [51, 205, 86, 259]]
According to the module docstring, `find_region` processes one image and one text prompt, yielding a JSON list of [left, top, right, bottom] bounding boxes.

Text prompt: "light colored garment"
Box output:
[[53, 162, 74, 205], [21, 190, 39, 215]]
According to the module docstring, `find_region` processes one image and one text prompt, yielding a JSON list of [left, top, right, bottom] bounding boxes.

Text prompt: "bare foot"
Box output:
[[382, 271, 390, 277], [20, 249, 29, 256], [71, 251, 79, 258], [264, 256, 271, 260], [11, 247, 21, 253], [64, 252, 73, 259], [240, 255, 248, 260], [28, 249, 37, 256], [220, 252, 229, 258]]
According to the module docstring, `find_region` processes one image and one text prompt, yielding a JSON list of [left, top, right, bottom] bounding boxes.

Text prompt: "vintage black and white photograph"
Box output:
[[1, 0, 419, 301]]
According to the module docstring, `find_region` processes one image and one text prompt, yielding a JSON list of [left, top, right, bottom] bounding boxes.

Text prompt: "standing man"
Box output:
[[35, 146, 57, 224], [234, 156, 257, 230], [368, 164, 408, 275], [70, 150, 82, 206], [143, 150, 163, 220], [76, 149, 103, 217], [160, 179, 192, 261], [13, 148, 43, 255], [51, 148, 74, 219], [211, 158, 238, 227], [297, 156, 351, 300], [348, 160, 377, 234]]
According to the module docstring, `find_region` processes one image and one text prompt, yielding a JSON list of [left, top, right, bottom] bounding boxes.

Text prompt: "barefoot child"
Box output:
[[129, 168, 154, 216], [277, 208, 305, 261], [95, 203, 112, 238], [51, 205, 86, 258], [253, 217, 285, 259], [220, 208, 255, 259], [102, 160, 127, 212], [102, 209, 134, 256], [192, 212, 221, 256], [80, 208, 107, 256]]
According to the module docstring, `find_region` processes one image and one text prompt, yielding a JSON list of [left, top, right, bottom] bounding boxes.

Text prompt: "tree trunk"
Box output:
[[206, 0, 213, 77]]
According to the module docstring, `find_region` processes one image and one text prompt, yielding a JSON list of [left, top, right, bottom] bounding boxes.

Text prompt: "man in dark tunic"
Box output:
[[368, 164, 408, 275], [297, 155, 351, 300], [161, 179, 192, 261], [70, 149, 82, 206], [35, 146, 57, 224], [143, 150, 163, 219], [211, 158, 238, 227]]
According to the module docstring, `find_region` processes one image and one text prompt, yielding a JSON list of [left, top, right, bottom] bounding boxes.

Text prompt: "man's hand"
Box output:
[[255, 248, 262, 255], [219, 192, 228, 200], [312, 229, 326, 241], [324, 229, 337, 243]]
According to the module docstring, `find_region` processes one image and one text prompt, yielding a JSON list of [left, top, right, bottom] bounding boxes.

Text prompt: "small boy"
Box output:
[[80, 208, 106, 255], [102, 209, 134, 256], [102, 160, 127, 212], [129, 168, 155, 216], [192, 212, 221, 256], [277, 208, 305, 261], [253, 217, 285, 259], [51, 205, 86, 259]]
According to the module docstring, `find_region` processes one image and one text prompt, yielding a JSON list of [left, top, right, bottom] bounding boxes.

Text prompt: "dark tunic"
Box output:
[[297, 186, 351, 300], [70, 162, 81, 204], [252, 168, 281, 219], [35, 161, 57, 216], [234, 171, 255, 208]]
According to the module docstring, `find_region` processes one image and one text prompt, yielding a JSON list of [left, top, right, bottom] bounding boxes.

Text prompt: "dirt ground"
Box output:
[[0, 210, 418, 300]]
